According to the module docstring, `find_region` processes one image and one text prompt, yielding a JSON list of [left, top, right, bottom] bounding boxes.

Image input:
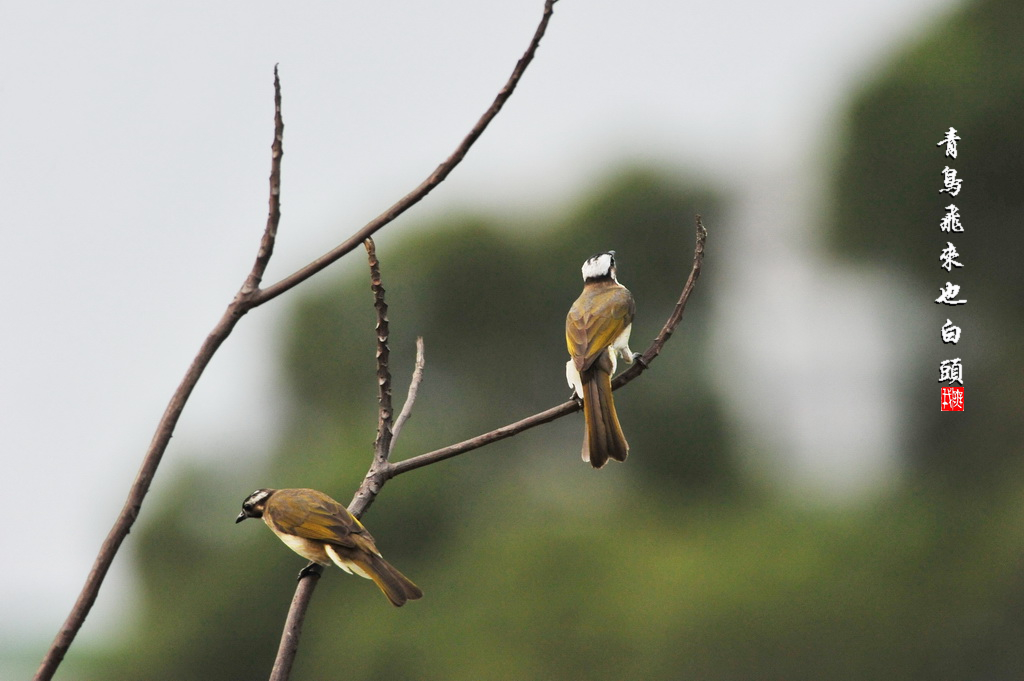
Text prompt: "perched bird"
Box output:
[[565, 251, 636, 468], [236, 487, 423, 607]]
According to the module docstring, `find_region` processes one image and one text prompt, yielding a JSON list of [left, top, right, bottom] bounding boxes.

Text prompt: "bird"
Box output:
[[236, 487, 423, 607], [565, 250, 637, 468]]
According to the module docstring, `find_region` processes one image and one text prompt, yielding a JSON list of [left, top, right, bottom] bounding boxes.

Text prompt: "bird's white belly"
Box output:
[[276, 530, 329, 565]]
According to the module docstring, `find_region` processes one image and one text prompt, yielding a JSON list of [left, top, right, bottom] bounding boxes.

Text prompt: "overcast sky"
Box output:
[[1, 0, 960, 662]]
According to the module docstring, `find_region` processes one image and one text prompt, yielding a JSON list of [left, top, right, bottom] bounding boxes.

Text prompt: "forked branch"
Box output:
[[269, 215, 707, 681], [270, 242, 429, 680], [33, 65, 286, 681], [36, 0, 559, 677]]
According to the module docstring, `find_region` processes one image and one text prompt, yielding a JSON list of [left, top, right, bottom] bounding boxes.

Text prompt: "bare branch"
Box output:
[[613, 214, 708, 386], [365, 237, 395, 465], [277, 250, 419, 681], [38, 0, 563, 673], [392, 400, 575, 476], [269, 569, 322, 681], [252, 0, 561, 306], [33, 71, 288, 681], [391, 337, 426, 447], [391, 216, 708, 477], [243, 64, 285, 296]]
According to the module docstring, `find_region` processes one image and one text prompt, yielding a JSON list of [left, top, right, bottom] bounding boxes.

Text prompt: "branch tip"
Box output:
[[391, 337, 426, 449], [241, 68, 285, 296]]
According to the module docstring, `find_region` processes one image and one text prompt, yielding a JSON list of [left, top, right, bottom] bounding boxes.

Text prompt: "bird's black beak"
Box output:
[[235, 511, 248, 524]]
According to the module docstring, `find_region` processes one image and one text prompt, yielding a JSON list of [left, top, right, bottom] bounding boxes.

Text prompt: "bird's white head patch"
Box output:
[[581, 251, 617, 282], [241, 489, 274, 515]]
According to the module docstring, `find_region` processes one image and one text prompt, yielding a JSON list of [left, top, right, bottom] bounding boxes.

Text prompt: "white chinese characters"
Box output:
[[939, 242, 963, 271], [938, 358, 964, 385], [940, 166, 963, 196], [941, 319, 961, 344], [935, 282, 966, 305], [935, 127, 967, 402], [940, 204, 963, 232], [936, 127, 960, 158]]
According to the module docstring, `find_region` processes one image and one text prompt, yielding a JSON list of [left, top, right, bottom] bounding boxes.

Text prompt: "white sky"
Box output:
[[0, 0, 960, 663]]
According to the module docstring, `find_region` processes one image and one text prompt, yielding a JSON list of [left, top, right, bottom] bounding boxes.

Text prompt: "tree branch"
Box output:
[[33, 67, 287, 681], [268, 250, 428, 679], [390, 215, 708, 476], [37, 0, 560, 668], [261, 3, 560, 679], [267, 210, 703, 681], [252, 0, 560, 307], [349, 237, 396, 518], [366, 237, 395, 465], [243, 64, 285, 296], [613, 214, 707, 385], [391, 337, 426, 447], [268, 569, 322, 681]]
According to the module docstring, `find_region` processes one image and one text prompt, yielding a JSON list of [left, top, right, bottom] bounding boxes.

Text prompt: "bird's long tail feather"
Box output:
[[326, 546, 423, 607], [581, 362, 629, 468]]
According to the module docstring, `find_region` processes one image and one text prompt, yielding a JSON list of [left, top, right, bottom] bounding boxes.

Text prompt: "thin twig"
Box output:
[[365, 237, 395, 465], [390, 216, 708, 476], [243, 64, 285, 295], [252, 0, 560, 307], [391, 337, 426, 447], [33, 69, 287, 681]]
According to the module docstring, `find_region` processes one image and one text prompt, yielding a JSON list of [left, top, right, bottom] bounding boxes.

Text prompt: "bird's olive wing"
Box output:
[[566, 286, 635, 372], [266, 493, 369, 549]]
